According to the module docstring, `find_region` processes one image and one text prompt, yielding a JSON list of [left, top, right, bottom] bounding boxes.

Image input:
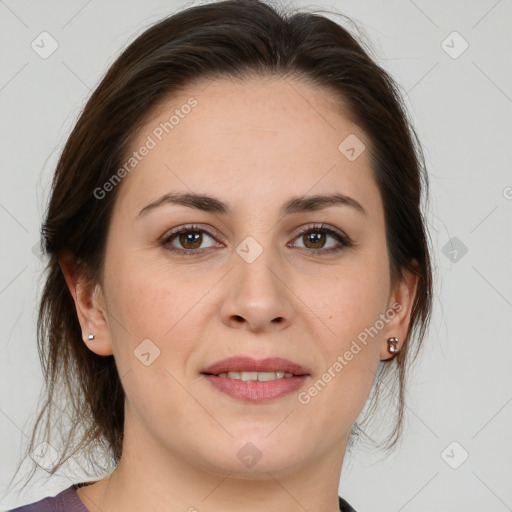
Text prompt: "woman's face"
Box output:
[[75, 76, 416, 477]]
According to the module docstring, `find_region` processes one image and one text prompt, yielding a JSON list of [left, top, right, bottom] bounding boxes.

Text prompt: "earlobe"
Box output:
[[59, 251, 114, 357], [379, 263, 419, 361]]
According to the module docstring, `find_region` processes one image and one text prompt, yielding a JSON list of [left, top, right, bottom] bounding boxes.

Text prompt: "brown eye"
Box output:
[[290, 224, 351, 255], [301, 231, 327, 249], [160, 225, 220, 255], [177, 231, 203, 250]]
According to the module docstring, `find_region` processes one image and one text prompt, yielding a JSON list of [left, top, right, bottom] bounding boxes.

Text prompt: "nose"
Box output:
[[219, 247, 295, 333]]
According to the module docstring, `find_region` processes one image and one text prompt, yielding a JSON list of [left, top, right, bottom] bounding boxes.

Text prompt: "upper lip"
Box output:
[[202, 356, 309, 376]]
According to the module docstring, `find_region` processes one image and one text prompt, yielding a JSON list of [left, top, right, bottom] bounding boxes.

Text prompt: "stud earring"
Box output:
[[87, 334, 96, 341], [387, 337, 399, 353]]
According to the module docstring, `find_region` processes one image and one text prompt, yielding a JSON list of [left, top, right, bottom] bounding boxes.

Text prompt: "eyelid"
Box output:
[[160, 222, 353, 254], [288, 223, 353, 255], [160, 223, 225, 245], [292, 223, 351, 243]]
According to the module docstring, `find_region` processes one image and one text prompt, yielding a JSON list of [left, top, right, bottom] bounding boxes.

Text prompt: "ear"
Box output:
[[379, 261, 419, 361], [59, 251, 113, 357]]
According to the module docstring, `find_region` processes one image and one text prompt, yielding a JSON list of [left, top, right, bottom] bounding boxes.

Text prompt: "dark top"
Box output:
[[339, 495, 357, 511], [8, 485, 88, 511], [9, 484, 357, 511]]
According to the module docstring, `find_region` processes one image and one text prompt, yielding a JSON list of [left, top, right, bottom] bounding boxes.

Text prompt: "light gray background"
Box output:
[[1, 1, 511, 511]]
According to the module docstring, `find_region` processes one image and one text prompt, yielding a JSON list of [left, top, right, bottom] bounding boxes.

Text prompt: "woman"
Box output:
[[8, 0, 432, 510]]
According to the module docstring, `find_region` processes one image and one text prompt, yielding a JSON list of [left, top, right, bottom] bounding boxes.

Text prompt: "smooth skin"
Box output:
[[61, 75, 418, 512]]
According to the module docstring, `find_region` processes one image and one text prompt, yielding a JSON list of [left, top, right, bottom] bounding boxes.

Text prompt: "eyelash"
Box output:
[[159, 223, 353, 257]]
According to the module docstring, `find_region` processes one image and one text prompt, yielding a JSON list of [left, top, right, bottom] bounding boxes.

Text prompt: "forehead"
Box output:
[[117, 76, 380, 218]]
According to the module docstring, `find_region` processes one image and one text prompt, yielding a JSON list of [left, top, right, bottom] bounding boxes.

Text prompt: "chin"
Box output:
[[188, 432, 309, 479]]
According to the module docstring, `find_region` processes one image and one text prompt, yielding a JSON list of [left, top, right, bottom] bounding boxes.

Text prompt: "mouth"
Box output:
[[201, 356, 310, 402], [201, 355, 309, 376]]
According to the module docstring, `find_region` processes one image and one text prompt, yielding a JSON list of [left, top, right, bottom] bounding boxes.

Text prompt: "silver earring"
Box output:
[[388, 337, 399, 353], [87, 334, 96, 341]]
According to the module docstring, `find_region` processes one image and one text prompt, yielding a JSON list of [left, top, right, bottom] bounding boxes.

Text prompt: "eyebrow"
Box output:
[[136, 191, 366, 219]]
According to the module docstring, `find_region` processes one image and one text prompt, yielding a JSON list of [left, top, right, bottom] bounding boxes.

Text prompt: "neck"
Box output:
[[77, 414, 348, 512]]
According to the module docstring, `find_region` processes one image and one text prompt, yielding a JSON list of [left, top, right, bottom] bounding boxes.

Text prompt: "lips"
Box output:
[[201, 356, 309, 376], [202, 373, 309, 402]]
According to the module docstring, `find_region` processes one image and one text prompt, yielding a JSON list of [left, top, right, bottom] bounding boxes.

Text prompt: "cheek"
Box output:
[[103, 259, 205, 425], [102, 253, 214, 372], [104, 251, 193, 331], [296, 273, 386, 434], [298, 256, 390, 343], [308, 256, 390, 418]]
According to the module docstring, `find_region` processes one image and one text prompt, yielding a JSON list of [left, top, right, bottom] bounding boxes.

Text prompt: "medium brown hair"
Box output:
[[15, 0, 432, 484]]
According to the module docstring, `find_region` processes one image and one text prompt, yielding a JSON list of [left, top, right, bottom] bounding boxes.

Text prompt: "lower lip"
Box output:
[[201, 374, 309, 402]]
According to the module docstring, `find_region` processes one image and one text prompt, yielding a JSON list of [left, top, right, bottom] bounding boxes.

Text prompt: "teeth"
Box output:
[[216, 371, 294, 381]]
